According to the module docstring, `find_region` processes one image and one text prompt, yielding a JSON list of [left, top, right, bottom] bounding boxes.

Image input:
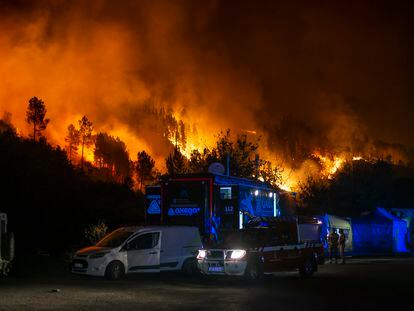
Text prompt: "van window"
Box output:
[[129, 232, 160, 250]]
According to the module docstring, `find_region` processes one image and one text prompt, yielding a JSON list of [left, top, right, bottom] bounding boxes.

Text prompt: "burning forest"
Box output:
[[1, 0, 414, 194]]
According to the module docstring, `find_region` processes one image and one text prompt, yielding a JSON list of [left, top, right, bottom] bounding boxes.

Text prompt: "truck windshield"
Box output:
[[96, 229, 134, 247], [219, 229, 268, 248]]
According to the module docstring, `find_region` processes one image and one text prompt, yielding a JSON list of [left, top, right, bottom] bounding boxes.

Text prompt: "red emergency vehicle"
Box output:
[[197, 216, 324, 279]]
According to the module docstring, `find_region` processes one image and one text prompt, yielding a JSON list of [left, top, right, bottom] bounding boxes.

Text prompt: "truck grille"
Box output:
[[207, 250, 224, 260]]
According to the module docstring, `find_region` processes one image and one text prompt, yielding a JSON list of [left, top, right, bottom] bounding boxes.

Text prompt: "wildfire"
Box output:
[[312, 152, 345, 179]]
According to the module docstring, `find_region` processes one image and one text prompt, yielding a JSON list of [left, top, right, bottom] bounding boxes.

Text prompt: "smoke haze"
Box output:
[[1, 0, 413, 173]]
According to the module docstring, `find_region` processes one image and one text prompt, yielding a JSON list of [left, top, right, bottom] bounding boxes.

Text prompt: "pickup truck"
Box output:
[[197, 216, 324, 280]]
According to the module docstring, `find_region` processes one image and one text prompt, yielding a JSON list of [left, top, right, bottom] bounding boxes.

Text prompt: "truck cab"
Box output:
[[197, 216, 324, 279]]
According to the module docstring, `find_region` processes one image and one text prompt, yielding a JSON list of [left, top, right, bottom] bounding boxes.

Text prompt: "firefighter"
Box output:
[[338, 229, 346, 264], [328, 229, 339, 263]]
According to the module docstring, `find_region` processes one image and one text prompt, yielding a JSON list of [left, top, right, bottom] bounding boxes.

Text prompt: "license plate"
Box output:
[[208, 266, 224, 272], [74, 263, 83, 268]]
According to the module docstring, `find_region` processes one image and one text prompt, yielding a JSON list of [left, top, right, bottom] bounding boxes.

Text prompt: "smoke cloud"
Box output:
[[1, 0, 413, 174]]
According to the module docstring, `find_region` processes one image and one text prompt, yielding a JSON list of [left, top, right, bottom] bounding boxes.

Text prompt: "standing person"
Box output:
[[328, 229, 339, 263], [339, 229, 347, 264]]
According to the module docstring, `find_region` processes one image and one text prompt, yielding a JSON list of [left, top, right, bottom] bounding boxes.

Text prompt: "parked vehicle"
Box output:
[[197, 216, 324, 280], [0, 212, 15, 276], [72, 226, 202, 280], [146, 172, 280, 241]]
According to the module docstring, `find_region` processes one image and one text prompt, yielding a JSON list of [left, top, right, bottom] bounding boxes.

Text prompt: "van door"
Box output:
[[126, 231, 161, 273]]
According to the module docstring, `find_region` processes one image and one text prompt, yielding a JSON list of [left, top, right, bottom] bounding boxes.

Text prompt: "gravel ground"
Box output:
[[0, 257, 413, 310]]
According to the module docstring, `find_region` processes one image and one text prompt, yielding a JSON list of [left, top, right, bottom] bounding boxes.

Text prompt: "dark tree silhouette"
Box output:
[[78, 116, 94, 169], [0, 130, 144, 255], [65, 124, 80, 164], [189, 149, 210, 173], [94, 132, 131, 183], [298, 159, 399, 216], [258, 160, 284, 186], [136, 150, 156, 190], [166, 146, 188, 175], [94, 132, 111, 169], [184, 129, 283, 183], [26, 97, 49, 142], [0, 112, 15, 134]]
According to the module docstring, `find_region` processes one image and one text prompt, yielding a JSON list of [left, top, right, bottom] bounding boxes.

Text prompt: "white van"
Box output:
[[72, 226, 202, 280]]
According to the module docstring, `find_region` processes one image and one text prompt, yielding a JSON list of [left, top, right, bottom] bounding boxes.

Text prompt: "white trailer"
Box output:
[[0, 212, 14, 275], [0, 212, 7, 259]]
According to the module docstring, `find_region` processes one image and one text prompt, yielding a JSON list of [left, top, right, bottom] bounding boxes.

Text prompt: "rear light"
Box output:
[[230, 250, 246, 259], [197, 250, 206, 259]]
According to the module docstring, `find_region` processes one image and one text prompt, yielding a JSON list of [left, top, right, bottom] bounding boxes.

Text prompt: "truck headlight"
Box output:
[[89, 252, 109, 259], [197, 250, 206, 259], [230, 250, 246, 259]]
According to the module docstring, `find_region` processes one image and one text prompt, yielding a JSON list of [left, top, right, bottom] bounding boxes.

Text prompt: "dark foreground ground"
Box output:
[[0, 257, 413, 310]]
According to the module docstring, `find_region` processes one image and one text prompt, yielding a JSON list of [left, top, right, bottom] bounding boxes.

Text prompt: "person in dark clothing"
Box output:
[[328, 229, 339, 263], [338, 229, 347, 264]]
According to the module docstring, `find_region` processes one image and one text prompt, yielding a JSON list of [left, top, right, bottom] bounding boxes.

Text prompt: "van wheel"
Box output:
[[299, 257, 316, 278], [181, 258, 198, 276], [244, 261, 263, 281], [105, 261, 125, 280]]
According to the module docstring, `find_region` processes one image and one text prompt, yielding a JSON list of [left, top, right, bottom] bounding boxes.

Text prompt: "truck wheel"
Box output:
[[244, 261, 263, 281], [181, 258, 198, 276], [299, 257, 316, 278], [105, 261, 125, 280]]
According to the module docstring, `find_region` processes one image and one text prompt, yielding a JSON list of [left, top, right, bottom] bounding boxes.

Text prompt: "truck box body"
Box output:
[[145, 174, 280, 241]]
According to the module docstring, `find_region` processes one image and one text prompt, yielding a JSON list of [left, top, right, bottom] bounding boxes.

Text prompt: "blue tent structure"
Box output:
[[390, 208, 414, 250], [352, 208, 409, 254], [319, 214, 353, 253]]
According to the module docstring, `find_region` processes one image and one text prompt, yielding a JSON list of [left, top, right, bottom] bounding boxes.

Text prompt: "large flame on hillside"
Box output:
[[0, 1, 411, 193]]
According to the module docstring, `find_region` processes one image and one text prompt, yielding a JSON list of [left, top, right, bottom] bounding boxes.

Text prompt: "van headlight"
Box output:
[[230, 250, 246, 259], [197, 250, 207, 259], [89, 252, 109, 259]]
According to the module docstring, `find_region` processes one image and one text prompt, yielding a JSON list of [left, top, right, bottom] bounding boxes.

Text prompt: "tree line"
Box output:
[[20, 96, 285, 191], [4, 96, 414, 223]]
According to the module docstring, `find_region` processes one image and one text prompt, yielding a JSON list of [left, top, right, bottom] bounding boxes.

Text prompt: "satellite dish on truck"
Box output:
[[208, 162, 225, 175]]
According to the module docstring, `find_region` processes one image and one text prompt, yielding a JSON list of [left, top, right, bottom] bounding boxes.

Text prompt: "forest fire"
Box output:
[[0, 1, 412, 194]]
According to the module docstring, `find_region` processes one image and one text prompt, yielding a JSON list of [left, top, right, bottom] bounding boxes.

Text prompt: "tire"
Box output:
[[181, 258, 198, 276], [105, 261, 125, 280], [244, 260, 263, 282], [299, 257, 316, 278]]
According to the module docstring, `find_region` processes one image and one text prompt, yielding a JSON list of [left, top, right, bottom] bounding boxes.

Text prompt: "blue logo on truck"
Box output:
[[147, 200, 161, 214], [168, 207, 201, 216]]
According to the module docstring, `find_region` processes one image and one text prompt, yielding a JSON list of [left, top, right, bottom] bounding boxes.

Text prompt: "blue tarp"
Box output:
[[391, 208, 414, 250], [352, 208, 409, 254]]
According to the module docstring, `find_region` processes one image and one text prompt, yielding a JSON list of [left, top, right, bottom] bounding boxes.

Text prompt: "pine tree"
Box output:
[[78, 116, 94, 169], [136, 151, 156, 190], [166, 146, 188, 175], [65, 124, 80, 164], [26, 97, 49, 142]]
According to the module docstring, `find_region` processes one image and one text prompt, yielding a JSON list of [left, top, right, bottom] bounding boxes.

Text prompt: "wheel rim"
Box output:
[[113, 264, 120, 278]]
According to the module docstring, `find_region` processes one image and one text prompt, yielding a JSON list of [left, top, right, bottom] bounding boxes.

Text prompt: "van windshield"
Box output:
[[96, 229, 134, 247]]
